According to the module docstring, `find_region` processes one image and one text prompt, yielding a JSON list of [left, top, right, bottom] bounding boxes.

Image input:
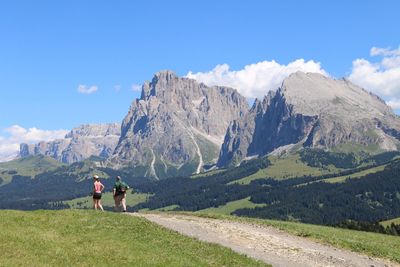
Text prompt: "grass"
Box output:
[[139, 205, 180, 213], [140, 205, 181, 212], [332, 143, 383, 155], [230, 154, 339, 185], [0, 155, 64, 185], [154, 204, 180, 211], [0, 210, 268, 267], [187, 213, 400, 264], [63, 190, 151, 208], [380, 217, 400, 227], [191, 169, 225, 179], [323, 164, 387, 183], [196, 197, 266, 215]]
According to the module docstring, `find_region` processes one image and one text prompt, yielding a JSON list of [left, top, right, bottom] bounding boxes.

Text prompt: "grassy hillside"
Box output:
[[380, 217, 400, 227], [0, 210, 267, 267], [332, 143, 383, 155], [230, 151, 399, 186], [230, 154, 340, 185], [0, 155, 64, 185], [196, 197, 266, 215], [323, 164, 387, 183], [0, 157, 150, 209], [189, 213, 400, 263], [132, 156, 400, 226], [153, 204, 180, 211], [191, 169, 225, 179]]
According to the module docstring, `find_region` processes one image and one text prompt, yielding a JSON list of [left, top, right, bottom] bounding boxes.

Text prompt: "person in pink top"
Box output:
[[92, 175, 105, 211]]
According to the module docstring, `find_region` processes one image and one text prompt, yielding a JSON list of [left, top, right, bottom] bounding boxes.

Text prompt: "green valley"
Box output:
[[196, 197, 266, 215]]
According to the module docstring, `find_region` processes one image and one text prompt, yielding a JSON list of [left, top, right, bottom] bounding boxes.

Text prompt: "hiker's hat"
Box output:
[[93, 175, 99, 179]]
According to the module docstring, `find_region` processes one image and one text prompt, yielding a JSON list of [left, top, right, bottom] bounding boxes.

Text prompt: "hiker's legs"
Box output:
[[98, 200, 104, 211], [114, 195, 121, 211], [93, 198, 97, 210], [121, 194, 126, 212]]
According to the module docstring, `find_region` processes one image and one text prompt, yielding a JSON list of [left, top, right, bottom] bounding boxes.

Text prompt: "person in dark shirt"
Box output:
[[113, 176, 129, 212]]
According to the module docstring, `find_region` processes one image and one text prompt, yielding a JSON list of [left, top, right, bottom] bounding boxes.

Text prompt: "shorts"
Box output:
[[93, 192, 102, 200]]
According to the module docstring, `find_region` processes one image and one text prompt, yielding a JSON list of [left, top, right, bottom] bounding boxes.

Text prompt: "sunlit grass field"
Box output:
[[322, 164, 386, 183], [0, 210, 268, 267], [196, 197, 266, 215], [230, 154, 340, 185]]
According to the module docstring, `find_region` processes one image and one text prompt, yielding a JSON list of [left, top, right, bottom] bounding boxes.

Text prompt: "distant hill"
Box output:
[[130, 151, 400, 225], [0, 155, 64, 185], [2, 150, 400, 225], [0, 155, 148, 209]]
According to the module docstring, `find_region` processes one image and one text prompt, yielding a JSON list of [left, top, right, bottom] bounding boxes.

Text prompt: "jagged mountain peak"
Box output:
[[65, 123, 121, 139], [280, 71, 392, 117], [218, 72, 400, 167], [111, 71, 249, 177], [154, 69, 178, 80], [141, 70, 180, 99]]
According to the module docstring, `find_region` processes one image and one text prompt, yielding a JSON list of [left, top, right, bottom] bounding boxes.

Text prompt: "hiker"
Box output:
[[113, 176, 129, 212], [92, 175, 104, 211]]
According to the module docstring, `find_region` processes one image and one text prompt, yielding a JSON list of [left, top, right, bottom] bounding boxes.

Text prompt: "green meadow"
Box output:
[[0, 210, 268, 267]]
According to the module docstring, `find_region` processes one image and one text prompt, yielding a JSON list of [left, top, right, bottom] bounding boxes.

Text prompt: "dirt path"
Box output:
[[131, 213, 397, 267]]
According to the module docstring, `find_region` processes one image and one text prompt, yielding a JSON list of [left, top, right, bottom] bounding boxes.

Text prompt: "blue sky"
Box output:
[[1, 0, 400, 159]]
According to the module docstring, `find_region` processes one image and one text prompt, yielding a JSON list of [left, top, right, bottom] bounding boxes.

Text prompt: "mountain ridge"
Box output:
[[217, 72, 400, 167], [16, 70, 400, 176], [20, 123, 121, 164], [109, 70, 249, 178]]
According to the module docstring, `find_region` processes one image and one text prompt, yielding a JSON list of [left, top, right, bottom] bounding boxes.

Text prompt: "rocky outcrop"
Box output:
[[218, 72, 400, 167], [110, 70, 248, 178], [20, 123, 121, 164]]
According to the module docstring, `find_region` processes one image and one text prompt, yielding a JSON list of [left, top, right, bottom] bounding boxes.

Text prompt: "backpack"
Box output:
[[118, 182, 129, 194]]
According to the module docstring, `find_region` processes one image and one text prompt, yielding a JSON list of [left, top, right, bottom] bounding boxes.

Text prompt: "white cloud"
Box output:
[[77, 84, 98, 94], [387, 98, 400, 110], [370, 46, 400, 57], [186, 59, 328, 98], [348, 46, 400, 108], [0, 125, 68, 162], [131, 84, 142, 92]]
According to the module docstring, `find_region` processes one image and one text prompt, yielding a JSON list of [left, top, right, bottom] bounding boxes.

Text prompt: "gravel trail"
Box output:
[[131, 213, 398, 267]]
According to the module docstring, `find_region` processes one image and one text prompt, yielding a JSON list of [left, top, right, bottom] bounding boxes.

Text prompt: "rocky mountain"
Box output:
[[109, 70, 248, 178], [20, 123, 121, 164], [218, 72, 400, 167]]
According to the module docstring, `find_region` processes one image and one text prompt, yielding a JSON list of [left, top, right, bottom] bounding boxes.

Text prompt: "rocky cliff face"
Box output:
[[218, 72, 400, 167], [110, 70, 248, 178], [20, 123, 121, 164]]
